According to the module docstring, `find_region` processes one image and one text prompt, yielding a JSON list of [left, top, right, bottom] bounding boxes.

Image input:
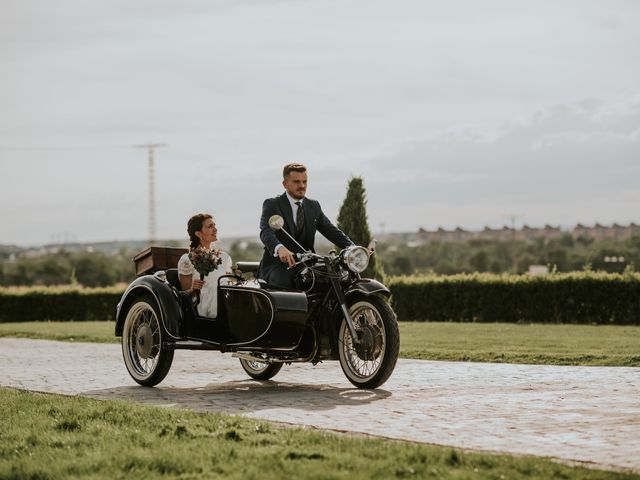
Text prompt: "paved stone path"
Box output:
[[1, 338, 639, 473]]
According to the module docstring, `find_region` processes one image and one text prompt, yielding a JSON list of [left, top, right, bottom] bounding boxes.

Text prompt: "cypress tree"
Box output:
[[336, 176, 385, 280]]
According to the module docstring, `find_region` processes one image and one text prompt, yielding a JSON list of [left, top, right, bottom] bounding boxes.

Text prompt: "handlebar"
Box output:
[[285, 252, 323, 270], [295, 252, 325, 262]]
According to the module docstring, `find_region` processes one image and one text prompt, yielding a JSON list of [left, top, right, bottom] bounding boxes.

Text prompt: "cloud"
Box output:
[[2, 1, 640, 244], [361, 94, 640, 230]]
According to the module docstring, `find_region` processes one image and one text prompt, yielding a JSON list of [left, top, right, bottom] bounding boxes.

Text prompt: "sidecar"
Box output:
[[115, 247, 310, 386]]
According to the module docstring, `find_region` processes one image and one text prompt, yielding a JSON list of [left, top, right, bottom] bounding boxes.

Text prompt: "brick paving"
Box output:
[[1, 338, 638, 472]]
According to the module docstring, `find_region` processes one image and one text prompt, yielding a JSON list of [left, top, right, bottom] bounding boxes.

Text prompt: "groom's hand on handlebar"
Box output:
[[277, 246, 297, 268]]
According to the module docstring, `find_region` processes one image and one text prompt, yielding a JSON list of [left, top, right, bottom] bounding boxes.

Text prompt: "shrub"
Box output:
[[1, 272, 639, 324], [388, 272, 640, 325], [0, 286, 124, 322]]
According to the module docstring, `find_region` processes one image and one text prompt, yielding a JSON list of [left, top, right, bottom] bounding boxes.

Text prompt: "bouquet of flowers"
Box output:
[[188, 247, 223, 305], [189, 247, 223, 280]]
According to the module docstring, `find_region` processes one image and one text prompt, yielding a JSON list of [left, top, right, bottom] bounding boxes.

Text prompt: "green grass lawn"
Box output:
[[1, 320, 639, 366], [1, 387, 636, 480], [399, 322, 640, 366], [0, 321, 117, 344]]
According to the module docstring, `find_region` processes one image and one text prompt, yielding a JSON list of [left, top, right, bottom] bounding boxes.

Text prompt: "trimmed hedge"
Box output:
[[388, 272, 640, 325], [1, 272, 639, 324], [0, 287, 124, 322]]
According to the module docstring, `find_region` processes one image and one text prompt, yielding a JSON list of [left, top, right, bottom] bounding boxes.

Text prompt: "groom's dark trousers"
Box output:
[[257, 193, 353, 289]]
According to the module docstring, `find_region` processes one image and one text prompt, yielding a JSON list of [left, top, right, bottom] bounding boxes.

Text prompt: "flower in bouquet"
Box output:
[[188, 247, 223, 280]]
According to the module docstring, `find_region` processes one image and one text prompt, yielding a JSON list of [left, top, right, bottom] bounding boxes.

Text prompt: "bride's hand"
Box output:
[[192, 279, 205, 291]]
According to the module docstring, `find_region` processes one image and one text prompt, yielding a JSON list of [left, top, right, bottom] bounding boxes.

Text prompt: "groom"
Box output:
[[257, 163, 353, 289]]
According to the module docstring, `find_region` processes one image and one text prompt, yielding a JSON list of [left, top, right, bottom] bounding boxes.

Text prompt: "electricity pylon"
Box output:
[[134, 143, 167, 244]]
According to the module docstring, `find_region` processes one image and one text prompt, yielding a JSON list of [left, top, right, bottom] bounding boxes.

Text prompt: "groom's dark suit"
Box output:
[[258, 193, 353, 288]]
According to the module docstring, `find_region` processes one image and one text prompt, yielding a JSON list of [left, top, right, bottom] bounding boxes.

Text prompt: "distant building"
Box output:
[[412, 222, 639, 244], [528, 265, 549, 276], [572, 222, 640, 241]]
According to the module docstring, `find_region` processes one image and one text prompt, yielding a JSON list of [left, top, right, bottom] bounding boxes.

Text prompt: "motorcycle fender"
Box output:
[[115, 275, 184, 340], [344, 278, 391, 300]]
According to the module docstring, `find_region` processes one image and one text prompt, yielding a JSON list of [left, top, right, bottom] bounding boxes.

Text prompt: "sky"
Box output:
[[1, 0, 638, 246]]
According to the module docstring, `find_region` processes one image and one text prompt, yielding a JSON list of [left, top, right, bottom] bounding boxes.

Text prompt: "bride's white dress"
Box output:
[[177, 250, 232, 318]]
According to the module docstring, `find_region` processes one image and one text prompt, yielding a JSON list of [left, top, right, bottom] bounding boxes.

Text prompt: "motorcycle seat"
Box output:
[[165, 268, 182, 290], [236, 262, 260, 273]]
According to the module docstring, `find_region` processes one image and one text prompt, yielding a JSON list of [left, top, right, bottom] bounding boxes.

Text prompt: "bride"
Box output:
[[178, 213, 232, 318]]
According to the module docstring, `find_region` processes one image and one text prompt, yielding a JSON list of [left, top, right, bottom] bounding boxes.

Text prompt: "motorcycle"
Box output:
[[115, 215, 399, 389]]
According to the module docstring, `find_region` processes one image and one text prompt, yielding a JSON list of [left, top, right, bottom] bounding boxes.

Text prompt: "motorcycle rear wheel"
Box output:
[[121, 295, 174, 386], [338, 296, 399, 389], [239, 358, 283, 380]]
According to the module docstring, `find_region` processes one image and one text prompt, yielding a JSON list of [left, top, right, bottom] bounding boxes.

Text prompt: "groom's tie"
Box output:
[[295, 201, 305, 238]]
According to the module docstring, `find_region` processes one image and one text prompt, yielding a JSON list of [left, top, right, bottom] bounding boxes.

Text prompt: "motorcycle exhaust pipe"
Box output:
[[233, 352, 276, 364]]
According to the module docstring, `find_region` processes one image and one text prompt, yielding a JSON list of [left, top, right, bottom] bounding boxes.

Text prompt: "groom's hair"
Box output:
[[283, 163, 307, 178]]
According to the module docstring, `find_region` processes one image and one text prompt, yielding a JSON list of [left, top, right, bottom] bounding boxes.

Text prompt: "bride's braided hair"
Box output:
[[187, 213, 213, 251]]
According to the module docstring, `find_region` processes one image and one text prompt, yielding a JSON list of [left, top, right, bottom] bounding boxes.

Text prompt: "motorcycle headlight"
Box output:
[[342, 246, 370, 274]]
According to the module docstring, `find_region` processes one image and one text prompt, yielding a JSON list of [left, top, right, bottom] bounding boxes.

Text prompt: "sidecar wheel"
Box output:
[[121, 295, 174, 386], [239, 358, 283, 380], [338, 296, 399, 389]]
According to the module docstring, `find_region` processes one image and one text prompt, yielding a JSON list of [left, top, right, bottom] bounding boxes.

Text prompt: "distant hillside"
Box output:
[[0, 232, 383, 259]]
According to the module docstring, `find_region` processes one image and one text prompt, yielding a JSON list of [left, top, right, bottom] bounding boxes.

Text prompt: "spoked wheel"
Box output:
[[338, 296, 399, 389], [239, 358, 283, 380], [121, 295, 174, 386]]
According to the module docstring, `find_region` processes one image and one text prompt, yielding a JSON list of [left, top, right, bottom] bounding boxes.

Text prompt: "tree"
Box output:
[[469, 250, 489, 272], [73, 252, 119, 287], [392, 256, 412, 275], [336, 176, 385, 280]]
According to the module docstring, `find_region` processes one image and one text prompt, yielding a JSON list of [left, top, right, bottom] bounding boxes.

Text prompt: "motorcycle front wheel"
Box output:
[[338, 296, 399, 389], [239, 358, 283, 380], [121, 295, 174, 386]]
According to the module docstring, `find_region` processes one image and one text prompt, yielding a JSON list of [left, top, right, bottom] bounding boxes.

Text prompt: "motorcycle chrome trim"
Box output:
[[268, 214, 285, 230], [233, 352, 275, 364], [329, 273, 360, 343], [268, 214, 309, 254], [153, 270, 167, 282], [297, 266, 316, 293], [217, 273, 244, 286], [233, 352, 313, 364], [235, 261, 260, 273], [339, 302, 360, 342], [342, 246, 370, 273], [234, 333, 318, 364]]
